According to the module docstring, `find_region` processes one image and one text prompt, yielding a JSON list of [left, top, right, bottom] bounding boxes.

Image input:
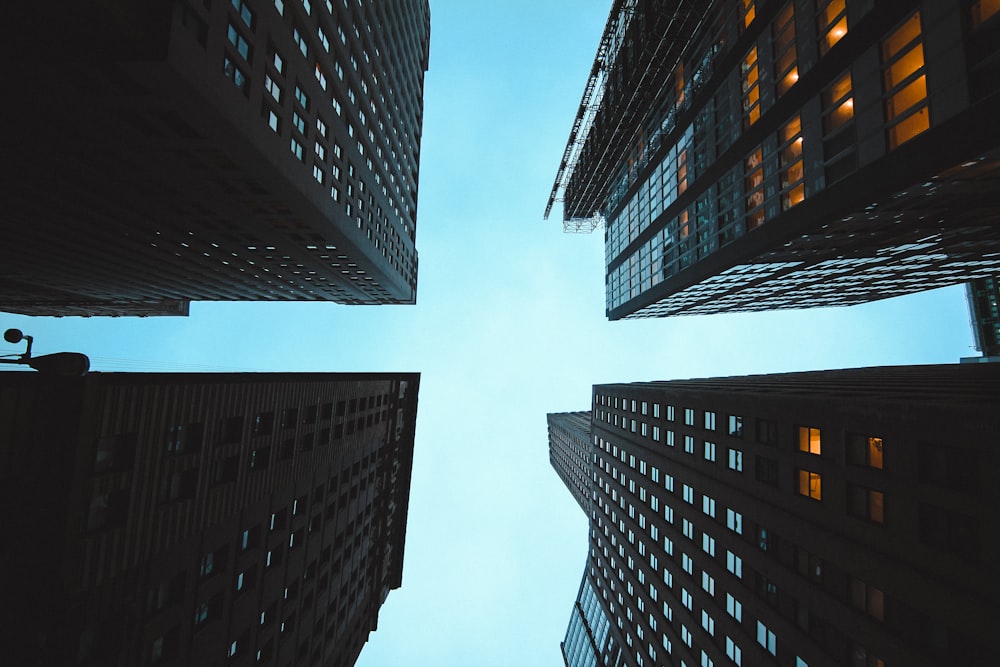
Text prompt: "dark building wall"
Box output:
[[554, 364, 999, 667], [1, 0, 429, 316], [0, 371, 418, 667], [548, 411, 594, 514]]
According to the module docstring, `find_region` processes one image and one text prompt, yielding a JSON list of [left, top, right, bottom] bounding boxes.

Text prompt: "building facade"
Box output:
[[549, 412, 595, 513], [551, 364, 999, 666], [0, 371, 418, 667], [547, 0, 1000, 320], [1, 0, 429, 316], [561, 567, 627, 667], [965, 276, 1000, 359]]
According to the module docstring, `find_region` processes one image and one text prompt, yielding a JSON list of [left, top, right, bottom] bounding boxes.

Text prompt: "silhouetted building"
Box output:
[[1, 0, 429, 316], [0, 371, 418, 667], [550, 364, 1000, 666], [547, 0, 1000, 320], [561, 566, 626, 667], [965, 276, 1000, 359]]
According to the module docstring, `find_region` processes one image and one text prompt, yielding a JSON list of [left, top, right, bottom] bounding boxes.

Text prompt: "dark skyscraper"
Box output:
[[548, 411, 594, 513], [1, 0, 429, 316], [547, 0, 1000, 320], [0, 371, 418, 667], [550, 364, 999, 666]]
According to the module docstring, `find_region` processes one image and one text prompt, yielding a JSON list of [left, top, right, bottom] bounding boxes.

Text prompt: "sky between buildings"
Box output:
[[0, 1, 980, 665]]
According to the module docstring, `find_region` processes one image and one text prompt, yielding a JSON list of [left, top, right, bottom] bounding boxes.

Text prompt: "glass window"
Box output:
[[798, 426, 822, 454], [797, 469, 823, 500], [817, 0, 848, 54], [881, 12, 928, 148]]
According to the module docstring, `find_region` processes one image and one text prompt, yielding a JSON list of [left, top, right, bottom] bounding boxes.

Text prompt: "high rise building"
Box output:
[[965, 276, 1000, 359], [546, 0, 1000, 320], [0, 370, 419, 667], [549, 411, 594, 513], [550, 364, 1000, 666], [1, 0, 429, 316]]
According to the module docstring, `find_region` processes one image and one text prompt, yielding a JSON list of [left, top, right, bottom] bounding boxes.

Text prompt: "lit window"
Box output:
[[742, 47, 761, 127], [779, 115, 805, 210], [817, 0, 848, 54], [797, 469, 823, 500], [739, 0, 756, 31], [881, 12, 929, 148], [798, 426, 821, 454], [773, 3, 798, 96], [972, 0, 1000, 27], [847, 433, 884, 469]]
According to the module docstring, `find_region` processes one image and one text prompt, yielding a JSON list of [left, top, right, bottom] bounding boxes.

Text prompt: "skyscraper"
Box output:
[[550, 364, 999, 666], [1, 0, 429, 316], [548, 411, 594, 513], [0, 370, 418, 667], [546, 0, 1000, 320], [965, 276, 1000, 360]]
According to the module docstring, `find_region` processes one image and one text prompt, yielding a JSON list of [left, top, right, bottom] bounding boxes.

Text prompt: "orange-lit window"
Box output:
[[677, 149, 688, 195], [798, 470, 822, 500], [821, 72, 856, 183], [972, 0, 1000, 27], [773, 3, 798, 97], [822, 72, 854, 133], [745, 147, 766, 229], [742, 47, 761, 127], [678, 209, 690, 239], [675, 61, 686, 108], [739, 0, 756, 31], [817, 0, 848, 54], [779, 115, 805, 210], [882, 12, 928, 149], [847, 434, 883, 469], [797, 426, 821, 454]]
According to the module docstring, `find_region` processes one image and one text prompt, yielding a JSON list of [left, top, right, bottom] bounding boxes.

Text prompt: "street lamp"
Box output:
[[1, 329, 90, 376]]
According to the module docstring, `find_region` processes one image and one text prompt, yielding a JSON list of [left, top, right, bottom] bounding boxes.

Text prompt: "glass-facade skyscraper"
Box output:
[[548, 0, 1000, 320]]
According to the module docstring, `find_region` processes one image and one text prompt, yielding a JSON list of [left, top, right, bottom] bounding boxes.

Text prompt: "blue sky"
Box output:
[[0, 1, 981, 665]]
